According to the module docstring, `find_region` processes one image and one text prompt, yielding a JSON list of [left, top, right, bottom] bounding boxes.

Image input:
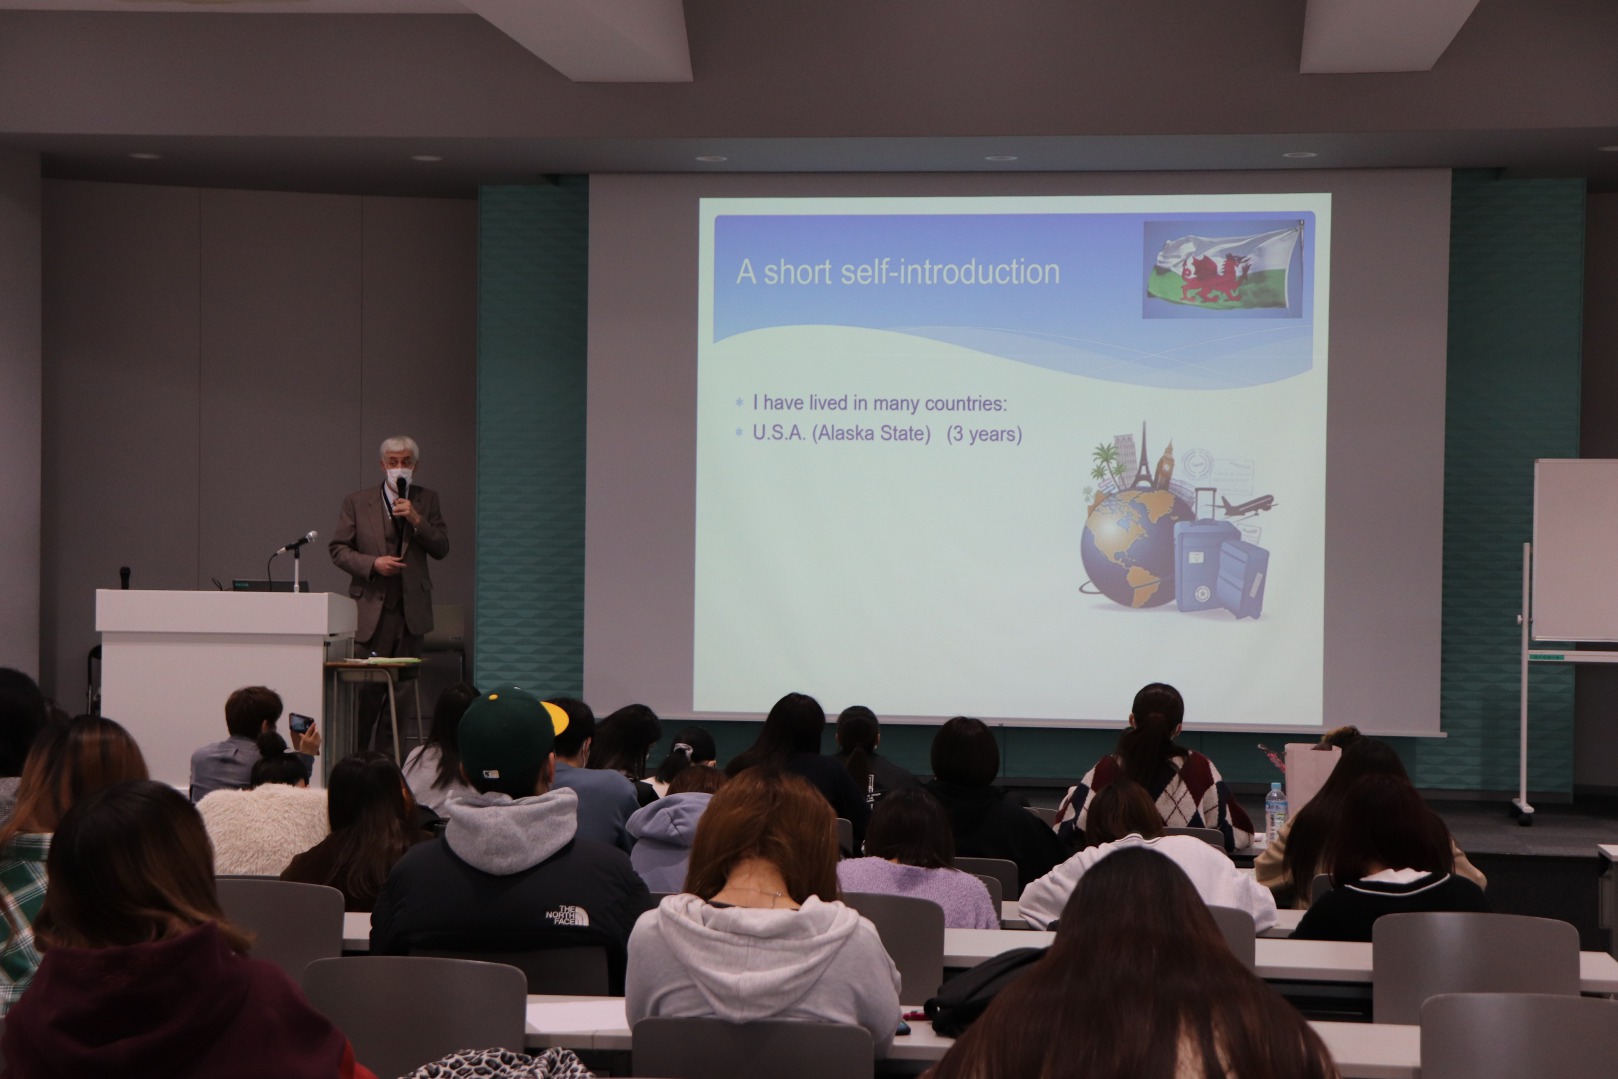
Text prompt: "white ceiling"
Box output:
[[0, 1, 466, 11]]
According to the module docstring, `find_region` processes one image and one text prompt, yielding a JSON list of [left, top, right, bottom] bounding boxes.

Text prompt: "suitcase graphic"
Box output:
[[1174, 520, 1240, 612], [1215, 539, 1269, 619]]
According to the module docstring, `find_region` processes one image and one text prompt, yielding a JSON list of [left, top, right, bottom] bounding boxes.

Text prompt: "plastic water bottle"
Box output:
[[1264, 782, 1288, 845]]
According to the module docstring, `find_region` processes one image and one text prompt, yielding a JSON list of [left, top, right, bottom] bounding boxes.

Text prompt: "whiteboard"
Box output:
[[1532, 459, 1618, 641]]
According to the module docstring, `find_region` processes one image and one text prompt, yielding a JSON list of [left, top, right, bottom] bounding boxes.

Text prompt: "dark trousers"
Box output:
[[356, 603, 422, 754]]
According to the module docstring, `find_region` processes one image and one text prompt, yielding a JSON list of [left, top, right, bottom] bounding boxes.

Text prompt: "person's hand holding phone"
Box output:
[[288, 714, 321, 756]]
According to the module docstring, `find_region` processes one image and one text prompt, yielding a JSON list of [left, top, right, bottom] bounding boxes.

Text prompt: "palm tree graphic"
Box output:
[[1091, 442, 1124, 492]]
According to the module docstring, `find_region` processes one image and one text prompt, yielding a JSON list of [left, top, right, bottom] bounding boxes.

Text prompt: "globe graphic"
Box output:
[[1081, 487, 1195, 608]]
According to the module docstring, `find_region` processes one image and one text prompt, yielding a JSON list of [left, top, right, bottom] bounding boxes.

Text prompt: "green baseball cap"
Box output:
[[458, 683, 563, 785]]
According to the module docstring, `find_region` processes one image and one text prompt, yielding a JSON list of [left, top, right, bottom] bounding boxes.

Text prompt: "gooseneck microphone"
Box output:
[[276, 530, 318, 554], [119, 566, 131, 590]]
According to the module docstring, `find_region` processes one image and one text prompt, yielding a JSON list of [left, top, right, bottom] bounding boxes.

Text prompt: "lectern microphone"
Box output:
[[276, 531, 318, 554]]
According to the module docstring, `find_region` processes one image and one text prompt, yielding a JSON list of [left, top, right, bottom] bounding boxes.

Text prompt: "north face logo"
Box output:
[[545, 905, 590, 927]]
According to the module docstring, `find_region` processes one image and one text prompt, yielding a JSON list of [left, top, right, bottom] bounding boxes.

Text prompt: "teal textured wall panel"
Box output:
[[1416, 171, 1584, 793], [474, 181, 589, 693]]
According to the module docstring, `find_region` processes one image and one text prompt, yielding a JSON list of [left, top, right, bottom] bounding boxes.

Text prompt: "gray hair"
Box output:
[[379, 435, 420, 463]]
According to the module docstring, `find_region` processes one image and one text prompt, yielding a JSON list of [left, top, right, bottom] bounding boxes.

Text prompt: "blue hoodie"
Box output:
[[627, 792, 712, 893]]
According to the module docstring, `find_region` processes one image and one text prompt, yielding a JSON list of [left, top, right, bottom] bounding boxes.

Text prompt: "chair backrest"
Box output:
[[215, 877, 344, 982], [840, 891, 945, 1003], [955, 856, 1019, 899], [1024, 805, 1059, 827], [422, 603, 466, 651], [414, 944, 609, 995], [836, 817, 854, 856], [304, 956, 527, 1079], [1162, 826, 1224, 849], [1372, 912, 1581, 1023], [1421, 992, 1618, 1079], [633, 1017, 874, 1079], [971, 872, 1003, 910], [1308, 872, 1333, 904], [1205, 905, 1256, 969]]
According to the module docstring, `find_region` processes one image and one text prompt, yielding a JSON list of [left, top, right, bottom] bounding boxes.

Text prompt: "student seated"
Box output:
[[1019, 778, 1276, 932], [648, 725, 717, 798], [0, 668, 48, 824], [0, 714, 148, 1014], [1256, 737, 1485, 907], [589, 703, 664, 807], [188, 685, 318, 803], [836, 787, 999, 929], [628, 764, 726, 894], [197, 732, 330, 877], [371, 685, 651, 992], [1056, 682, 1252, 852], [282, 752, 434, 912], [1, 780, 378, 1079], [401, 682, 479, 816], [547, 696, 641, 852], [1291, 773, 1489, 941], [625, 769, 901, 1054], [835, 705, 921, 809], [929, 847, 1336, 1079], [924, 716, 1067, 891], [726, 692, 871, 846]]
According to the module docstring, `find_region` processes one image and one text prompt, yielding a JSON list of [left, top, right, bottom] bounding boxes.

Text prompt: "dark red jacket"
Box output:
[[1, 921, 376, 1079]]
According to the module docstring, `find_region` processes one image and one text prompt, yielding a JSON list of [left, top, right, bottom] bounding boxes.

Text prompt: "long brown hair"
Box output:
[[36, 779, 253, 954], [0, 714, 149, 847], [1326, 773, 1453, 885], [1281, 738, 1409, 894], [315, 752, 417, 906], [683, 769, 839, 904], [929, 848, 1338, 1079], [1084, 777, 1164, 847]]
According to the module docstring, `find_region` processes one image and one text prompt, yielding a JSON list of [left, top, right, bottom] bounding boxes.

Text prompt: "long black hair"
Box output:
[[836, 705, 880, 802], [588, 704, 663, 780], [725, 693, 825, 776], [315, 752, 417, 906], [249, 732, 305, 787], [1114, 683, 1191, 785], [0, 669, 48, 778], [1283, 738, 1411, 893], [422, 682, 479, 790]]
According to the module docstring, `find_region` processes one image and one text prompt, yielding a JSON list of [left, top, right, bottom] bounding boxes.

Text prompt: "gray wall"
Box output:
[[0, 152, 41, 675], [39, 181, 477, 707], [1576, 192, 1618, 791]]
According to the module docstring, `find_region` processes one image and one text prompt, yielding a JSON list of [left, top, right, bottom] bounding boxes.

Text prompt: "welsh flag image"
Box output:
[[1147, 224, 1303, 310]]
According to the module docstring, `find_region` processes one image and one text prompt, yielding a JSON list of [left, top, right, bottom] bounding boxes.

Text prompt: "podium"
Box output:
[[96, 590, 358, 790]]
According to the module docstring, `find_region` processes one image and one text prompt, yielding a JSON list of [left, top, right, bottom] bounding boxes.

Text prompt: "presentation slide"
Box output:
[[693, 195, 1330, 728]]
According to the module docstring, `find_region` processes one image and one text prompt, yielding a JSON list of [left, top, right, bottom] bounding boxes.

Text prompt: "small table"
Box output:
[[324, 659, 423, 766]]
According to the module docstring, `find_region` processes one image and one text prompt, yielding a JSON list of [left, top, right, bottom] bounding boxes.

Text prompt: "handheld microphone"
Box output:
[[276, 530, 318, 554], [119, 566, 131, 590], [396, 476, 410, 504]]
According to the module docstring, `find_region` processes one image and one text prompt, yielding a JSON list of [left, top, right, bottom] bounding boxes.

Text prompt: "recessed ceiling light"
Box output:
[[1598, 145, 1618, 153], [985, 155, 1019, 162], [695, 155, 728, 163], [411, 154, 444, 163], [1282, 151, 1319, 159], [128, 152, 162, 161]]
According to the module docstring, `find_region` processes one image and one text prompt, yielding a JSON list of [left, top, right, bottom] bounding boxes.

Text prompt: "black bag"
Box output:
[[922, 946, 1046, 1037]]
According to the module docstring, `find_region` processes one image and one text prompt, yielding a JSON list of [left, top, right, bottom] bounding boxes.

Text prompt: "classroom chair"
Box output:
[[1309, 873, 1333, 904], [1163, 826, 1224, 849], [1372, 912, 1580, 1023], [955, 857, 1019, 901], [413, 943, 610, 995], [836, 817, 854, 856], [840, 891, 946, 1003], [633, 1017, 874, 1079], [971, 871, 1003, 911], [1025, 805, 1059, 826], [1206, 905, 1257, 969], [215, 877, 344, 983], [1420, 992, 1618, 1079], [304, 956, 527, 1079]]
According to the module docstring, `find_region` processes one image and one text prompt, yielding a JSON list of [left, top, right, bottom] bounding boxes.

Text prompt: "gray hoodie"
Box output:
[[443, 786, 579, 874], [626, 792, 711, 893], [625, 893, 902, 1054]]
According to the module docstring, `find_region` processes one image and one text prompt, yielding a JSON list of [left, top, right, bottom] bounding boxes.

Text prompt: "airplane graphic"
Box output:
[[1220, 494, 1277, 519]]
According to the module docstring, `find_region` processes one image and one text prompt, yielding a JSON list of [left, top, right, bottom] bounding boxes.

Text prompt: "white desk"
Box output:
[[521, 997, 1419, 1077], [942, 927, 1618, 991], [999, 899, 1300, 936]]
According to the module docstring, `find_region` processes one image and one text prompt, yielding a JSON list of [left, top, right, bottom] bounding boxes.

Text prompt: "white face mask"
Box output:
[[386, 467, 414, 495]]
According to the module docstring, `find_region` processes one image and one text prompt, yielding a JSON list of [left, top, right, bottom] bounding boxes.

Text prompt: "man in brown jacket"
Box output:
[[330, 435, 449, 750]]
